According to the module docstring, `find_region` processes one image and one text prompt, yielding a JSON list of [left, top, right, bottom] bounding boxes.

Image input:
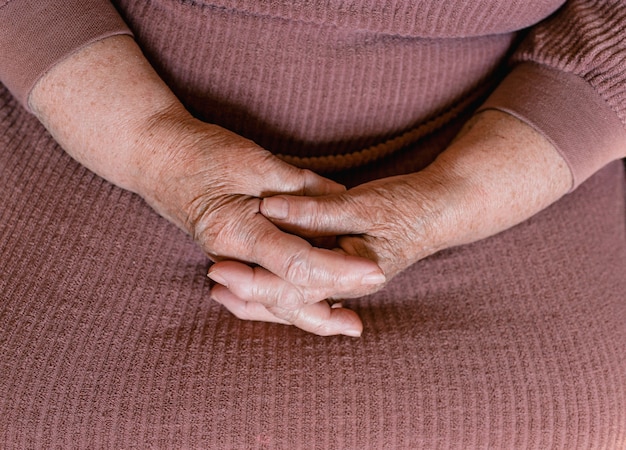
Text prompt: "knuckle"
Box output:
[[294, 168, 309, 194], [271, 284, 304, 310], [192, 197, 259, 258], [250, 281, 273, 307], [269, 306, 295, 324], [282, 249, 312, 286], [281, 291, 304, 310], [248, 274, 303, 310], [282, 306, 305, 325]]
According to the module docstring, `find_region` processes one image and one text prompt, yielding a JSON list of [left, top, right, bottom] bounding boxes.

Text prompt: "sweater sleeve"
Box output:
[[0, 0, 132, 111], [478, 0, 626, 190]]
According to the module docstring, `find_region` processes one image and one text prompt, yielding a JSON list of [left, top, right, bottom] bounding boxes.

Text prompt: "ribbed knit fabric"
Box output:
[[480, 0, 626, 188], [1, 85, 625, 447], [2, 0, 626, 448], [0, 0, 131, 109], [109, 0, 513, 178], [2, 0, 626, 182]]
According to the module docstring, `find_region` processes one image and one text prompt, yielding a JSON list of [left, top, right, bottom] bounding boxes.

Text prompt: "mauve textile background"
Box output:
[[1, 0, 626, 447], [1, 85, 625, 447]]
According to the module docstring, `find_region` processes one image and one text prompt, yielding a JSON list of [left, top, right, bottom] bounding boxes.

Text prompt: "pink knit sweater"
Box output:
[[1, 2, 626, 448], [1, 0, 626, 188]]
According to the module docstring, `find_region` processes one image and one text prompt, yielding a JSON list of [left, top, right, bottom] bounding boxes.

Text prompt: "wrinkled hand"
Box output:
[[141, 115, 385, 336], [28, 34, 386, 337], [260, 175, 444, 278], [208, 111, 573, 323], [208, 172, 445, 309]]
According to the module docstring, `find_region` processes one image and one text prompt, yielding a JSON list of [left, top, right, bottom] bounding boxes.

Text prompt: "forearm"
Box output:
[[214, 109, 575, 325], [29, 35, 187, 206], [416, 109, 573, 254]]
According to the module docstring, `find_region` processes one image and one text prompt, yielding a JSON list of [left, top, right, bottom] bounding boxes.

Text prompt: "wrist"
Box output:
[[27, 34, 207, 232], [29, 35, 188, 196], [128, 109, 214, 232], [422, 110, 572, 248], [399, 167, 465, 258]]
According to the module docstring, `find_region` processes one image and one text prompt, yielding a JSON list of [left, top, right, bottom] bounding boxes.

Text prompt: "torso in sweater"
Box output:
[[113, 0, 566, 166]]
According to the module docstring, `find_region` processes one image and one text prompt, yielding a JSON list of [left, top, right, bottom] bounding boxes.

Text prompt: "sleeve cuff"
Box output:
[[477, 62, 626, 190], [0, 0, 132, 111]]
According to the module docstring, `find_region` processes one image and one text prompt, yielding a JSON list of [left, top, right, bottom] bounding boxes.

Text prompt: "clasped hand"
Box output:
[[139, 110, 570, 338], [142, 116, 390, 337], [207, 166, 448, 337], [205, 111, 573, 336]]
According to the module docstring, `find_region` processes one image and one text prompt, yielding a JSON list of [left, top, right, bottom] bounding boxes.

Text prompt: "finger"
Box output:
[[211, 285, 291, 325], [260, 193, 367, 238], [263, 159, 346, 197], [300, 168, 346, 196], [209, 259, 376, 309], [205, 207, 384, 296], [338, 234, 381, 263], [268, 300, 363, 337], [243, 215, 385, 294], [209, 261, 319, 310], [212, 283, 362, 337]]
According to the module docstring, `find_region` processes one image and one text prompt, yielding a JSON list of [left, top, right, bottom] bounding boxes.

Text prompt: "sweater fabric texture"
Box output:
[[1, 0, 625, 447]]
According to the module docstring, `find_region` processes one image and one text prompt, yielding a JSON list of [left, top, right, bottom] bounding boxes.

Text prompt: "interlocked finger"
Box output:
[[210, 282, 363, 337], [238, 215, 385, 300]]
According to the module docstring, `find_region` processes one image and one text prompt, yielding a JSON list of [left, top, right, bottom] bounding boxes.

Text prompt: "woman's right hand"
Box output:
[[139, 114, 385, 336], [29, 35, 384, 337]]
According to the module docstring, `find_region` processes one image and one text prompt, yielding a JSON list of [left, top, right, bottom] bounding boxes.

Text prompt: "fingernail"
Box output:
[[262, 197, 289, 219], [361, 271, 386, 285], [207, 270, 228, 287], [343, 328, 362, 338]]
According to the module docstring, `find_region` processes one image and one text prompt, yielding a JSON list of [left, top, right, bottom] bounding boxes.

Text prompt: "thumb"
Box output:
[[267, 158, 346, 196], [260, 192, 366, 238], [299, 168, 347, 196]]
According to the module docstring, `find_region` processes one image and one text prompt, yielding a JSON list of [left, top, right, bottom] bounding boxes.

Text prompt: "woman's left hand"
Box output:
[[209, 111, 574, 330]]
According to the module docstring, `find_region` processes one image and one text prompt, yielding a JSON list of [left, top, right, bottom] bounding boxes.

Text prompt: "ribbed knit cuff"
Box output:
[[0, 0, 132, 111], [477, 62, 626, 191]]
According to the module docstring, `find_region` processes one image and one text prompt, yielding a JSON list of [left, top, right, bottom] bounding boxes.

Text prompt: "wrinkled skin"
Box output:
[[29, 36, 572, 337], [208, 111, 572, 326], [142, 117, 387, 336]]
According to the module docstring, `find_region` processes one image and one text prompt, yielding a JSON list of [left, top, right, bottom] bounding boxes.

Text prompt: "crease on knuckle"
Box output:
[[294, 168, 308, 196], [278, 288, 305, 311], [282, 248, 312, 286], [247, 272, 303, 311], [337, 194, 368, 233], [189, 196, 257, 257], [184, 193, 228, 243], [269, 305, 297, 324]]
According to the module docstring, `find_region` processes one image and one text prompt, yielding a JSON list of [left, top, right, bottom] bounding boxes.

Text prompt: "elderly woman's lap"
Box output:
[[1, 91, 625, 448]]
